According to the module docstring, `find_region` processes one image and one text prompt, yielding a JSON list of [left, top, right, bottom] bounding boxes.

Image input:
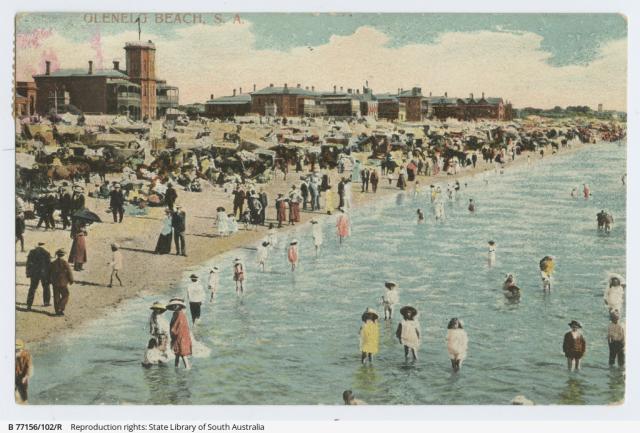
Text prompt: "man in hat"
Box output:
[[607, 312, 625, 367], [232, 184, 246, 218], [58, 182, 72, 230], [186, 274, 205, 324], [382, 281, 399, 320], [15, 339, 33, 404], [165, 183, 178, 210], [275, 193, 287, 228], [563, 320, 586, 370], [71, 185, 85, 212], [36, 191, 56, 230], [109, 183, 126, 223], [25, 242, 51, 310], [172, 205, 187, 256], [49, 248, 74, 316]]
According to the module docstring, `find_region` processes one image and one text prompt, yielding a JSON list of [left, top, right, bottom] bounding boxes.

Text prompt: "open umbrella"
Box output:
[[72, 208, 102, 224]]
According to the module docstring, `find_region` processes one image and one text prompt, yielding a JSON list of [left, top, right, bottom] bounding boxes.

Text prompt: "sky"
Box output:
[[14, 13, 628, 110]]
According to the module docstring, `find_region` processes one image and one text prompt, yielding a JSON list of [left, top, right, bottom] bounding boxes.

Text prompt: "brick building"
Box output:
[[376, 94, 406, 121], [429, 92, 512, 121], [251, 84, 319, 117], [32, 40, 177, 120], [398, 87, 428, 121]]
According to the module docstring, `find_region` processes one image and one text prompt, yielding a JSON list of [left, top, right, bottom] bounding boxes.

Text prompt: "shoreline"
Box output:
[[15, 140, 593, 348]]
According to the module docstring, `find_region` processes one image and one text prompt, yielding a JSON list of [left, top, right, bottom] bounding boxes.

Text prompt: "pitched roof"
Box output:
[[206, 93, 252, 105], [34, 68, 130, 78], [253, 86, 318, 97]]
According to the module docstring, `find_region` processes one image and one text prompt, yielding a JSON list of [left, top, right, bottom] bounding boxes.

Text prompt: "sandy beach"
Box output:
[[14, 142, 585, 346]]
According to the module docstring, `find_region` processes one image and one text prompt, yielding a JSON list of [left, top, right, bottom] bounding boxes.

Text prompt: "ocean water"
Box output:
[[30, 141, 626, 405]]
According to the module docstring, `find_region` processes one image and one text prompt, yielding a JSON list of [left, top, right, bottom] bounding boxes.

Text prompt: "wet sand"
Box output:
[[15, 143, 585, 346]]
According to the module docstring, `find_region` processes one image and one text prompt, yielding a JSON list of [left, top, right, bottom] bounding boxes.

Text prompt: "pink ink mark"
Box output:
[[16, 28, 53, 49], [89, 29, 104, 70]]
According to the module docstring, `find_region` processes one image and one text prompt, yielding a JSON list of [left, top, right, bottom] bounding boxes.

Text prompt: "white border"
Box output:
[[1, 0, 638, 427]]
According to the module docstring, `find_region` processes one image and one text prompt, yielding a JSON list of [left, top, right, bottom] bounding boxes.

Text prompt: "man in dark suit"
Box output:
[[337, 179, 345, 210], [232, 185, 246, 218], [172, 205, 187, 256], [25, 242, 51, 310], [258, 188, 268, 225], [361, 168, 370, 192], [109, 183, 126, 223], [49, 248, 74, 316], [165, 183, 178, 210], [58, 182, 72, 230]]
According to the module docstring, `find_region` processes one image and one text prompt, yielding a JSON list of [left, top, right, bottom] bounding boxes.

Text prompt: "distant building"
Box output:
[[598, 103, 603, 113], [398, 87, 428, 121], [429, 92, 512, 121], [251, 83, 319, 117], [376, 94, 406, 121], [14, 81, 37, 117], [205, 89, 252, 118], [32, 40, 177, 120], [320, 86, 360, 117]]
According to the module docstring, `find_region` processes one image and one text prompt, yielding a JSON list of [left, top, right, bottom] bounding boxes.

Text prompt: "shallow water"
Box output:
[[31, 141, 626, 405]]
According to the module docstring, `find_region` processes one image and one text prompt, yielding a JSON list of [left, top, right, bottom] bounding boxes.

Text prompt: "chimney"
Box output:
[[482, 92, 485, 99], [312, 86, 315, 92], [366, 80, 369, 88], [340, 86, 343, 92], [429, 91, 432, 97], [88, 60, 93, 75], [113, 60, 119, 71], [269, 83, 274, 87], [210, 94, 214, 100], [333, 85, 336, 94], [305, 86, 309, 90], [445, 91, 448, 98], [253, 84, 256, 92], [233, 89, 237, 96], [348, 88, 352, 94], [297, 83, 301, 88], [45, 61, 51, 75], [356, 89, 360, 94], [284, 83, 288, 89], [470, 93, 474, 100], [239, 87, 242, 94], [397, 88, 400, 95]]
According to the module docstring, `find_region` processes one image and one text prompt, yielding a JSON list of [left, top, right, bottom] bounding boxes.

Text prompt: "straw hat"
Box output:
[[310, 220, 318, 224], [150, 301, 166, 312], [262, 241, 270, 247], [234, 258, 242, 264], [568, 320, 582, 329], [400, 306, 418, 319], [15, 339, 25, 350], [189, 274, 199, 280], [210, 266, 219, 273], [384, 281, 397, 289], [361, 307, 379, 322], [166, 298, 186, 310], [55, 248, 66, 256], [290, 239, 298, 245], [37, 241, 46, 246]]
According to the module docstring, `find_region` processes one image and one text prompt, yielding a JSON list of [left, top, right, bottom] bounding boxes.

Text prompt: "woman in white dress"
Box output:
[[311, 220, 323, 257], [216, 207, 228, 237], [257, 241, 270, 272], [446, 318, 469, 372]]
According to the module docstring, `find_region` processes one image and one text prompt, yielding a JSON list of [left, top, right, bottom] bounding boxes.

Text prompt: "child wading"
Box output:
[[257, 241, 270, 272], [108, 243, 123, 287], [311, 220, 323, 257], [208, 267, 219, 302], [487, 240, 496, 267], [446, 318, 469, 372], [396, 306, 420, 361], [233, 258, 245, 296], [563, 320, 586, 371], [186, 274, 205, 325], [381, 281, 399, 320], [287, 240, 299, 272], [359, 308, 380, 364], [607, 312, 625, 367]]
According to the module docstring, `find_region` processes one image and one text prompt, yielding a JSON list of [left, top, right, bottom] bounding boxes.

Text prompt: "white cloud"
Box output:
[[15, 22, 627, 110]]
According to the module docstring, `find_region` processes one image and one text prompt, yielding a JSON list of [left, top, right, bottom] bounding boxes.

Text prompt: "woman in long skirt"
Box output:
[[336, 210, 350, 244], [154, 209, 173, 254], [68, 223, 88, 271], [167, 298, 192, 369]]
